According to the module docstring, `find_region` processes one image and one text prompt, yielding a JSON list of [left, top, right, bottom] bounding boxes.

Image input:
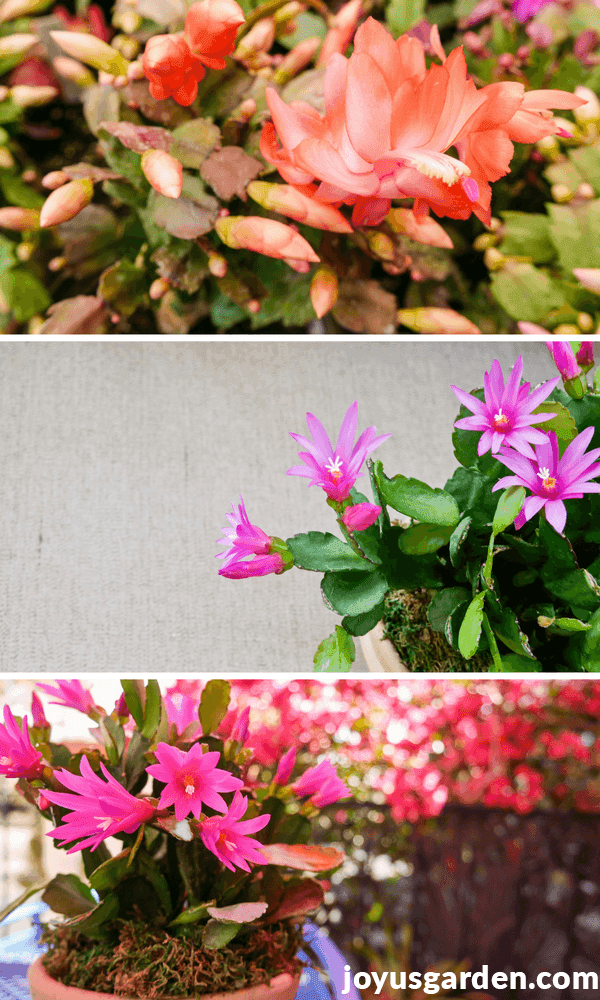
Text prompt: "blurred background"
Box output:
[[0, 341, 555, 670]]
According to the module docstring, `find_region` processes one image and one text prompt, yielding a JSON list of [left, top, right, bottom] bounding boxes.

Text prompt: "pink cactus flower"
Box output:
[[341, 502, 381, 532], [0, 706, 44, 780], [142, 34, 205, 107], [545, 342, 582, 381], [200, 790, 270, 872], [493, 428, 600, 534], [146, 742, 243, 821], [451, 356, 560, 461], [577, 342, 594, 370], [260, 17, 585, 227], [36, 681, 100, 716], [274, 746, 296, 784], [44, 756, 156, 853], [165, 691, 201, 736], [288, 402, 390, 503], [217, 497, 286, 580], [292, 760, 348, 806]]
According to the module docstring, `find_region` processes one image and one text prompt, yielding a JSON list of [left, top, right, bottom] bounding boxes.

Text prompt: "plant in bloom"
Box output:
[[146, 741, 244, 819], [451, 355, 560, 459], [36, 680, 100, 716], [493, 427, 600, 533], [288, 401, 391, 503], [44, 756, 157, 853], [217, 497, 289, 579], [260, 18, 585, 227], [199, 790, 270, 871], [0, 705, 44, 779]]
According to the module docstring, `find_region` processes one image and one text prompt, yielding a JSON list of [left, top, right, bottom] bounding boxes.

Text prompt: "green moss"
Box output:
[[382, 589, 491, 672], [41, 919, 303, 999]]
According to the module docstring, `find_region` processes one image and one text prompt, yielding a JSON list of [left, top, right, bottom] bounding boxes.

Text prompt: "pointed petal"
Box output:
[[543, 499, 567, 534]]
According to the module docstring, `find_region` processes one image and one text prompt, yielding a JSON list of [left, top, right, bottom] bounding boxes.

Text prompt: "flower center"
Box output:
[[325, 455, 343, 481], [218, 831, 236, 851], [492, 409, 511, 432], [96, 816, 113, 831], [0, 756, 11, 766], [183, 774, 196, 796], [537, 467, 557, 493]]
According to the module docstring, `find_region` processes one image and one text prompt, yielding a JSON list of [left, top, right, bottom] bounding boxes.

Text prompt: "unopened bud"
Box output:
[[536, 134, 560, 159], [484, 247, 506, 270], [27, 315, 44, 335], [578, 312, 594, 332], [576, 181, 595, 199], [216, 214, 320, 262], [310, 265, 338, 318], [42, 170, 69, 189], [574, 85, 600, 125], [141, 149, 183, 199], [488, 217, 502, 232], [365, 230, 395, 261], [127, 59, 145, 81], [0, 148, 14, 169], [0, 0, 53, 22], [285, 257, 311, 272], [119, 8, 142, 32], [551, 183, 573, 203], [473, 232, 499, 251], [272, 36, 321, 84], [248, 298, 261, 313], [10, 85, 58, 106], [516, 44, 530, 59], [0, 86, 8, 101], [208, 253, 228, 278], [47, 255, 65, 271], [0, 206, 40, 230], [149, 277, 170, 299], [16, 240, 34, 261], [273, 1, 305, 28], [21, 168, 36, 183], [246, 180, 352, 233], [52, 55, 95, 87], [397, 307, 482, 334], [553, 324, 580, 336], [40, 178, 94, 227], [573, 268, 600, 294], [112, 34, 139, 60], [0, 32, 37, 58], [235, 18, 275, 60], [49, 30, 130, 76]]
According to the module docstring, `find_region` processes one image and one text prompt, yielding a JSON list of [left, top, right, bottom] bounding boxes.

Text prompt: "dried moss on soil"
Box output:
[[41, 919, 303, 998], [383, 589, 491, 672]]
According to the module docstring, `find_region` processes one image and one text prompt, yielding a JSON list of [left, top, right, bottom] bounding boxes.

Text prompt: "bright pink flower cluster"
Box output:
[[0, 706, 44, 780]]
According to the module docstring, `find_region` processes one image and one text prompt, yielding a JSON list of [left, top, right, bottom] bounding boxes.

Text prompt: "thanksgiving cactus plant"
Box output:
[[0, 0, 596, 330], [0, 678, 348, 995], [219, 345, 600, 671]]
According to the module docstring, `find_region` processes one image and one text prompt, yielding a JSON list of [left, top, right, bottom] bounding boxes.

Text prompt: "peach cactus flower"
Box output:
[[261, 17, 585, 226], [185, 0, 245, 69]]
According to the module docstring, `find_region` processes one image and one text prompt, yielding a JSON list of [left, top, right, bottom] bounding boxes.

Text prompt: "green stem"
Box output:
[[482, 614, 503, 671], [483, 532, 495, 585], [238, 0, 332, 35]]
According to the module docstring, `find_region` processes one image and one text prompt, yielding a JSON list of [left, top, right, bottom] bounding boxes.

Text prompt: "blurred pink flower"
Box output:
[[288, 402, 390, 503], [493, 428, 600, 533], [341, 502, 381, 532], [260, 17, 585, 227], [45, 756, 155, 853], [37, 681, 100, 716], [0, 706, 44, 780], [452, 355, 559, 460], [274, 747, 296, 784], [292, 759, 349, 806], [200, 790, 270, 871], [147, 742, 243, 820], [165, 691, 201, 736], [31, 691, 49, 730]]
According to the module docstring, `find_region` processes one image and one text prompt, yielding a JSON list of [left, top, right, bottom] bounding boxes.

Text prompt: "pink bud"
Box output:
[[0, 206, 40, 230], [272, 36, 321, 83], [341, 503, 381, 532], [215, 215, 320, 262], [31, 691, 49, 729], [274, 747, 296, 784], [517, 321, 550, 334], [149, 277, 170, 299], [310, 265, 338, 318], [285, 257, 311, 273], [40, 178, 94, 227], [247, 299, 261, 313], [42, 170, 69, 190], [526, 22, 553, 47], [231, 706, 250, 743], [141, 149, 183, 199], [234, 17, 275, 60], [208, 253, 228, 277], [386, 207, 453, 249], [573, 268, 600, 294], [316, 0, 362, 65], [396, 307, 482, 334], [576, 342, 594, 369], [114, 692, 130, 718], [37, 792, 51, 811], [248, 179, 352, 233], [10, 85, 59, 107], [545, 341, 581, 380]]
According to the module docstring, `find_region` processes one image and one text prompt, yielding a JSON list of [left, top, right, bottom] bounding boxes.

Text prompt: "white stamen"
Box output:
[[185, 783, 195, 795], [96, 816, 113, 831], [325, 455, 343, 475], [537, 467, 551, 480]]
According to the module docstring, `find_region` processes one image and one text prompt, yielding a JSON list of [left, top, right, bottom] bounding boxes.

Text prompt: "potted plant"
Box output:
[[0, 678, 349, 999], [219, 343, 600, 672]]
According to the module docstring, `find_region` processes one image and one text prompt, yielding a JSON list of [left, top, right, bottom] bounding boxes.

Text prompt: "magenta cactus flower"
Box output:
[[341, 502, 382, 532], [36, 681, 100, 716], [200, 790, 270, 872], [146, 742, 243, 820], [493, 427, 600, 533], [292, 759, 349, 806], [0, 705, 44, 780], [288, 402, 391, 503], [451, 356, 560, 461], [217, 497, 285, 580], [44, 756, 156, 853], [576, 342, 594, 371], [546, 342, 582, 381]]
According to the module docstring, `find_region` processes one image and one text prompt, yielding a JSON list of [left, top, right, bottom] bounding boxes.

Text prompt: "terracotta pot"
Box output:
[[29, 957, 301, 1000], [359, 620, 408, 672]]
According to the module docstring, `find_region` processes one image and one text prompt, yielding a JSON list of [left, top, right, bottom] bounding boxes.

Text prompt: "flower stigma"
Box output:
[[493, 409, 510, 431]]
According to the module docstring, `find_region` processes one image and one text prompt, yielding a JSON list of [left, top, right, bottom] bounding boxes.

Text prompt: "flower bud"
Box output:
[[397, 307, 482, 334], [49, 30, 130, 76], [365, 230, 395, 261], [141, 149, 183, 199], [526, 22, 553, 47], [574, 85, 600, 126], [0, 0, 52, 21], [316, 0, 362, 65], [274, 747, 296, 785], [215, 214, 320, 262], [42, 170, 69, 189], [576, 341, 594, 369], [573, 268, 600, 294], [207, 252, 228, 277], [552, 324, 580, 336], [16, 241, 34, 261], [285, 257, 311, 273], [0, 147, 13, 168], [149, 277, 170, 299], [536, 134, 560, 160], [272, 36, 321, 84], [234, 17, 275, 60], [517, 321, 549, 334], [310, 265, 338, 318], [546, 341, 581, 380], [473, 232, 499, 251], [247, 180, 352, 233], [0, 206, 40, 230], [127, 59, 146, 81], [52, 55, 96, 87], [578, 313, 594, 333], [386, 206, 453, 249], [483, 247, 505, 270], [0, 32, 36, 59], [48, 255, 65, 271], [551, 183, 573, 203], [341, 502, 381, 532], [10, 85, 58, 106], [40, 178, 94, 227], [247, 298, 261, 313]]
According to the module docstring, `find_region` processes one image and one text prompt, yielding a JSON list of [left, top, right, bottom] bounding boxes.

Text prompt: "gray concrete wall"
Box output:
[[0, 341, 552, 671]]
